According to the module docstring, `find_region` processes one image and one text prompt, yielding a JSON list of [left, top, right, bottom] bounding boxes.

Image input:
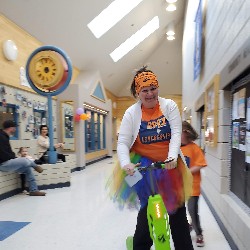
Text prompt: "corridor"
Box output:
[[0, 156, 232, 250]]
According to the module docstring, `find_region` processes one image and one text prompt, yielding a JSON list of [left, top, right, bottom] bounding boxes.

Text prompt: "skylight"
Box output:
[[110, 16, 159, 62], [87, 0, 143, 38]]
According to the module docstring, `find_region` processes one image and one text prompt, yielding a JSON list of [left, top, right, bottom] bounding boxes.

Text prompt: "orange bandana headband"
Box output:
[[134, 71, 159, 94]]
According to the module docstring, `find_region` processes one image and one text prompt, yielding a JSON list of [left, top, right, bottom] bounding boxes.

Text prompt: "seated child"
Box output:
[[18, 147, 34, 161], [17, 147, 35, 193], [18, 147, 39, 194]]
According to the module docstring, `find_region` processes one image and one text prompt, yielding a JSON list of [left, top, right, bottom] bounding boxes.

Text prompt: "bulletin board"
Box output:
[[230, 73, 250, 207], [204, 75, 220, 147]]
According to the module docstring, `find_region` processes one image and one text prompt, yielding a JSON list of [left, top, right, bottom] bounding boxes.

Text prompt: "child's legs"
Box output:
[[20, 174, 26, 190], [187, 196, 202, 235], [133, 205, 152, 250], [169, 205, 194, 250]]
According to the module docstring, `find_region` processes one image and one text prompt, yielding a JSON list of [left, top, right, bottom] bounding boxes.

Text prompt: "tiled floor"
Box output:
[[0, 157, 232, 250]]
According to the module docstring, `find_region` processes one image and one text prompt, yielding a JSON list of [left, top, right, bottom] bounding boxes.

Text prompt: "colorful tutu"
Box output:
[[106, 152, 193, 214]]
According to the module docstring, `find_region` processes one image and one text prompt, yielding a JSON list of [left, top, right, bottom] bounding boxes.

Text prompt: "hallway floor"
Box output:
[[0, 156, 232, 250]]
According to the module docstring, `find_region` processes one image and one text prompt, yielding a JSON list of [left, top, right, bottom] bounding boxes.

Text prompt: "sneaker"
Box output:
[[34, 159, 43, 165], [29, 191, 46, 196], [34, 165, 43, 173], [196, 234, 204, 247], [126, 236, 133, 250]]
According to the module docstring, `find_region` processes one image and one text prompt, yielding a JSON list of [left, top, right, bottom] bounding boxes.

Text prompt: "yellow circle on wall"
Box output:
[[28, 50, 64, 91]]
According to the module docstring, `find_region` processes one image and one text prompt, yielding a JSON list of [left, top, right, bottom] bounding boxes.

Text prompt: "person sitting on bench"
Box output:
[[0, 120, 46, 196], [36, 125, 66, 164]]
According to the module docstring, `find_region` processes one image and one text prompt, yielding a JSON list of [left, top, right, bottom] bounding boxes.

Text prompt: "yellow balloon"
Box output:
[[80, 113, 88, 120]]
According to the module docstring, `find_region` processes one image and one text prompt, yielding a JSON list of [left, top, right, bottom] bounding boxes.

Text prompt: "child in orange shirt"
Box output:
[[181, 121, 207, 247]]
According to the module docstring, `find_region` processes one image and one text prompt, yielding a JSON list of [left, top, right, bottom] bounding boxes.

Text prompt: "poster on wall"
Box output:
[[232, 122, 239, 149], [239, 122, 246, 151], [246, 97, 250, 130], [207, 86, 214, 113], [233, 88, 246, 120], [232, 92, 239, 120], [238, 88, 246, 119], [246, 131, 250, 163], [204, 75, 219, 146], [20, 67, 31, 88], [193, 0, 202, 80]]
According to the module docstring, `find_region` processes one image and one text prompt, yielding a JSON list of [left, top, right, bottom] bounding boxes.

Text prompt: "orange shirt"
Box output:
[[131, 103, 171, 162], [181, 142, 207, 196]]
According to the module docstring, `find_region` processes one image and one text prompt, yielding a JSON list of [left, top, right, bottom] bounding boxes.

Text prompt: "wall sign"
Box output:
[[204, 75, 220, 146], [193, 0, 203, 80]]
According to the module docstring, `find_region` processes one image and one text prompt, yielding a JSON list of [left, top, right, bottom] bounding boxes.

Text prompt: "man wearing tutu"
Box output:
[[117, 66, 194, 250]]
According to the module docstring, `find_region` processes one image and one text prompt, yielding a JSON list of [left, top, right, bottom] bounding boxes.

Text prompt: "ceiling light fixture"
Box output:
[[166, 0, 177, 3], [2, 40, 18, 61], [83, 103, 108, 114], [87, 0, 143, 38], [167, 35, 175, 41], [166, 30, 175, 36], [166, 4, 177, 12], [110, 16, 159, 62], [166, 22, 175, 36]]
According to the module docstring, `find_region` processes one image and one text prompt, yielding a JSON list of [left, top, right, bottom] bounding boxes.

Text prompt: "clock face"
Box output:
[[28, 50, 67, 92], [3, 40, 18, 61]]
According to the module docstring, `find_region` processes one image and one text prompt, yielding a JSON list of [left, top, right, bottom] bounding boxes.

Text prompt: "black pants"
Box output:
[[133, 204, 194, 250], [38, 151, 66, 164], [57, 153, 66, 162], [20, 174, 28, 191], [187, 196, 202, 235]]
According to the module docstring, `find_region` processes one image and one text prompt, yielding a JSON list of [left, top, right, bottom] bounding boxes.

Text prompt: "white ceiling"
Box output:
[[0, 0, 186, 97]]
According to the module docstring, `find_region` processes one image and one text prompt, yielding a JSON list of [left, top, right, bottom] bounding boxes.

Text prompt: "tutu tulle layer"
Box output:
[[106, 152, 193, 214]]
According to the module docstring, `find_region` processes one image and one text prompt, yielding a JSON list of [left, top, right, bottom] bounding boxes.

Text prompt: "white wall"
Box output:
[[58, 70, 113, 168], [183, 1, 250, 249]]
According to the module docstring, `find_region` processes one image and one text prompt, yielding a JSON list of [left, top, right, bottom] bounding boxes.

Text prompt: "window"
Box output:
[[33, 109, 46, 138], [85, 109, 106, 152], [0, 102, 19, 139], [85, 110, 92, 152], [100, 114, 106, 149]]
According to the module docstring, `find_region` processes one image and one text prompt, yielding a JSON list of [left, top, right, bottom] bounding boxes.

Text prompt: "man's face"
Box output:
[[9, 127, 16, 136]]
